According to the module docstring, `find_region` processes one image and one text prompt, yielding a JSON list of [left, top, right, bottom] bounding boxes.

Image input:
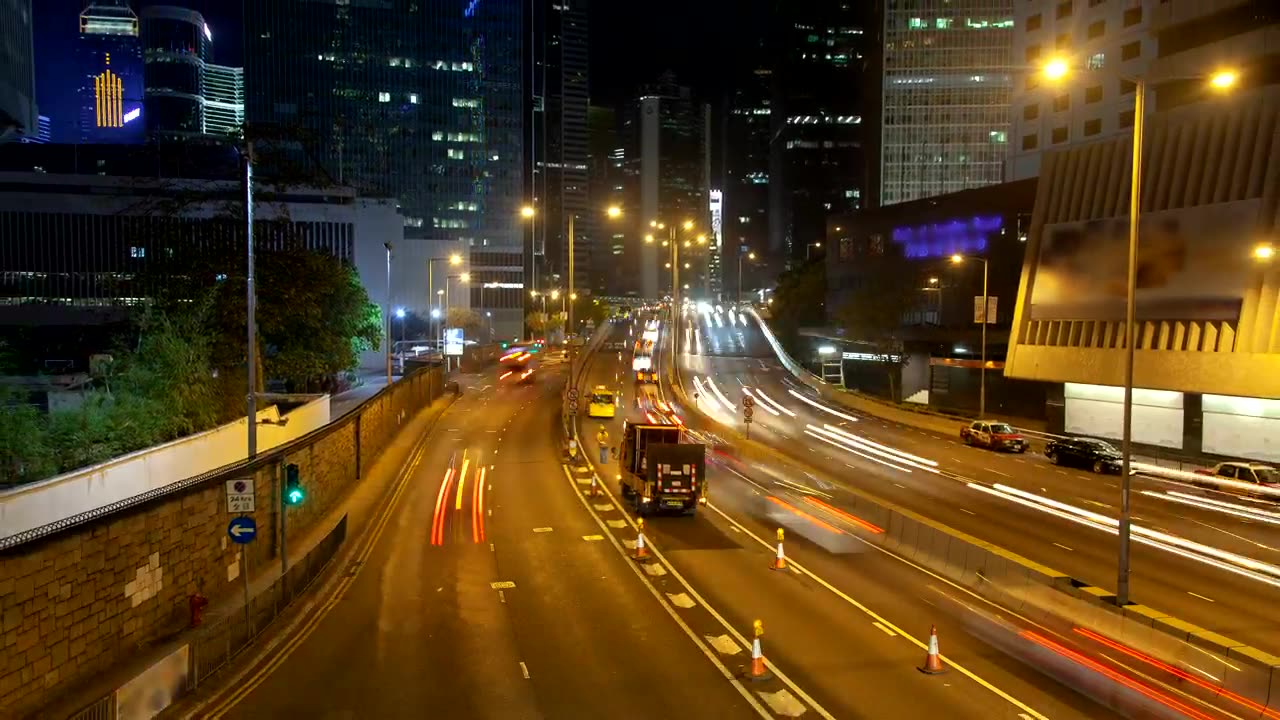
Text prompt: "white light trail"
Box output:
[[741, 387, 781, 416], [1142, 490, 1280, 527], [788, 389, 859, 423], [804, 429, 913, 474], [703, 376, 737, 412], [752, 388, 797, 417], [808, 425, 940, 474], [819, 424, 939, 469]]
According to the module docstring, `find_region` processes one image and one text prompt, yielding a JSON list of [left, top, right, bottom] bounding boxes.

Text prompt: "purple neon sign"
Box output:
[[891, 216, 1002, 259]]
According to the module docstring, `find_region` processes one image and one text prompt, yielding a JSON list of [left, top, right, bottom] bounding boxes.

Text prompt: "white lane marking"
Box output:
[[1052, 542, 1074, 552], [533, 527, 553, 533], [559, 466, 775, 718], [607, 519, 627, 529], [643, 563, 669, 577], [498, 590, 506, 604], [1187, 591, 1215, 603], [519, 661, 530, 679], [872, 622, 898, 637], [703, 503, 1050, 720], [706, 634, 741, 655], [490, 581, 516, 589], [1082, 499, 1113, 509], [582, 535, 605, 542], [893, 483, 906, 489], [758, 689, 807, 718], [987, 469, 1012, 478], [593, 503, 615, 512], [960, 508, 977, 516], [667, 592, 696, 608]]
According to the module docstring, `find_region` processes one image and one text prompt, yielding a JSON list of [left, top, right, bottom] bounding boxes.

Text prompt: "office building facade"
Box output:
[[622, 75, 711, 299], [880, 0, 1014, 206], [531, 0, 590, 298], [724, 68, 773, 297], [140, 5, 211, 137], [587, 105, 625, 295], [772, 4, 868, 262], [1004, 1, 1280, 459], [78, 0, 145, 144], [244, 0, 525, 339], [0, 0, 37, 142], [203, 63, 243, 137], [1009, 0, 1155, 180]]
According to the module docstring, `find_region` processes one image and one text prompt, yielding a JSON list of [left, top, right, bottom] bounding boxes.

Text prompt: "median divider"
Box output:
[[663, 353, 1280, 715]]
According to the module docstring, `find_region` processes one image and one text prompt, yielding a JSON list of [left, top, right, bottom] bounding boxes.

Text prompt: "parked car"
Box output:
[[960, 421, 1028, 453], [1045, 438, 1123, 474], [1194, 462, 1280, 493]]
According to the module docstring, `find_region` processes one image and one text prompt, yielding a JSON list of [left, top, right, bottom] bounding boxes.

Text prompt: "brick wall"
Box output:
[[0, 367, 443, 718]]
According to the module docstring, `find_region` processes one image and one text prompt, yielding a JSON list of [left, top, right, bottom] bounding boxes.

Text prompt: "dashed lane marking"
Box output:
[[490, 581, 516, 589], [1052, 542, 1074, 552], [593, 503, 615, 511], [606, 519, 627, 529], [519, 661, 530, 679], [1187, 591, 1215, 603], [643, 563, 669, 577], [582, 535, 605, 542], [532, 527, 553, 533], [667, 592, 696, 608]]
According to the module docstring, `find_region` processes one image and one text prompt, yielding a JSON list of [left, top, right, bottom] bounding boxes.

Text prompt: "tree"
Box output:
[[769, 260, 827, 357], [833, 256, 918, 402], [0, 390, 54, 486], [445, 307, 483, 336], [525, 312, 547, 335]]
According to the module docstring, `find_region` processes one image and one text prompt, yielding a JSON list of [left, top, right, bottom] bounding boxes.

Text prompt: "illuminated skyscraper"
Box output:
[[140, 5, 210, 136], [0, 0, 37, 142], [78, 0, 144, 144], [203, 64, 242, 137], [879, 1, 1014, 205]]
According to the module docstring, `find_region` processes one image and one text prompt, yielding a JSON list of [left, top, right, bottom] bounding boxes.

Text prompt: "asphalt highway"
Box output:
[[679, 308, 1280, 656], [208, 367, 756, 718], [579, 320, 1144, 720]]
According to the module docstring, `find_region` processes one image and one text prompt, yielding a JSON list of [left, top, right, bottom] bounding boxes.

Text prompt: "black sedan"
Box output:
[[1045, 438, 1123, 474]]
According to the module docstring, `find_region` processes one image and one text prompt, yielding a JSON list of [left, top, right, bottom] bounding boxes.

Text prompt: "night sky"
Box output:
[[588, 0, 774, 106], [33, 0, 765, 125]]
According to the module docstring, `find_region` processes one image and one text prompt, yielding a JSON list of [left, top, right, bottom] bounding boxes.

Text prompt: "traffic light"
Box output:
[[284, 463, 305, 506]]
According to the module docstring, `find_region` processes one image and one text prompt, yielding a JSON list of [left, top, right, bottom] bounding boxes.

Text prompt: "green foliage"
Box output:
[[833, 254, 917, 401], [769, 260, 827, 357], [445, 307, 483, 335], [0, 391, 54, 485], [0, 308, 222, 486], [525, 312, 547, 334]]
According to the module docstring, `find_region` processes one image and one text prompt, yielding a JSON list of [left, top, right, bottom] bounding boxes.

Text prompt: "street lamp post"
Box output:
[[383, 242, 393, 383], [429, 253, 462, 352], [244, 141, 258, 458], [950, 254, 989, 418], [1040, 57, 1236, 606]]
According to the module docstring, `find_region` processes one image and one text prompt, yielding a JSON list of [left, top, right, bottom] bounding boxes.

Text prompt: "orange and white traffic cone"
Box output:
[[918, 625, 946, 674], [589, 474, 599, 498], [772, 528, 786, 570], [747, 619, 771, 680], [634, 518, 650, 560]]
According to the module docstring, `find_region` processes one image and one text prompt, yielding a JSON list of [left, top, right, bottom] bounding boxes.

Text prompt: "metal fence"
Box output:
[[189, 513, 349, 689]]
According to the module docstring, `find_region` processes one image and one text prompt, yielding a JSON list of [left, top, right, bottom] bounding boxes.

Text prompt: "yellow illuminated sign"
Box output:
[[94, 53, 123, 128]]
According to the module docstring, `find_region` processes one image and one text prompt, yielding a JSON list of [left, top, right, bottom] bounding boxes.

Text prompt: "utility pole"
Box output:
[[245, 140, 258, 459]]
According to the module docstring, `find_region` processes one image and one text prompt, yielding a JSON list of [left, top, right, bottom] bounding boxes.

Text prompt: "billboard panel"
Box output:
[[445, 328, 464, 356], [1028, 199, 1261, 322]]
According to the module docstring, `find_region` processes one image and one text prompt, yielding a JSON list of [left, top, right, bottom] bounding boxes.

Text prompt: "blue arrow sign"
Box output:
[[227, 516, 257, 544]]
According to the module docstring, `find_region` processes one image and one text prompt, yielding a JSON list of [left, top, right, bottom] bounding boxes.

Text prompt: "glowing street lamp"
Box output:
[[1256, 244, 1275, 261], [520, 205, 536, 218]]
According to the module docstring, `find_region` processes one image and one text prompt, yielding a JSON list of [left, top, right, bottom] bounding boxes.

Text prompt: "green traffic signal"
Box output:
[[285, 463, 305, 506]]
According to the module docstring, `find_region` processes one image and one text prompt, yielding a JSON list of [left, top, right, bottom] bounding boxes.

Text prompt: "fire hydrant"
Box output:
[[189, 593, 209, 627]]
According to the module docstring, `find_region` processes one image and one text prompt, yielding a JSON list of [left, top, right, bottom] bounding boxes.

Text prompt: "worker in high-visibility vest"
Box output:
[[596, 426, 610, 465]]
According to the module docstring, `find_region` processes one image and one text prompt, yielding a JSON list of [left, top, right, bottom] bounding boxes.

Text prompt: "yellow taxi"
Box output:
[[587, 386, 617, 418]]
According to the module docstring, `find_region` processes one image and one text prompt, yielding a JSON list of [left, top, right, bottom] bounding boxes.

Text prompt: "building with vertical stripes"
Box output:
[[0, 0, 37, 142], [879, 0, 1014, 206], [244, 0, 525, 340], [1004, 0, 1280, 461], [202, 63, 242, 137], [78, 0, 144, 144]]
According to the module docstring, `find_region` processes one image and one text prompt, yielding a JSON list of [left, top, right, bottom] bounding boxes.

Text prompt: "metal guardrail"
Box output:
[[189, 514, 348, 689], [0, 368, 437, 552]]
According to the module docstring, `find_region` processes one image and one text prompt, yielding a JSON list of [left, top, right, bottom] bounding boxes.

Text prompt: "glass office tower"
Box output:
[[880, 1, 1013, 205], [244, 0, 525, 332], [78, 0, 145, 144]]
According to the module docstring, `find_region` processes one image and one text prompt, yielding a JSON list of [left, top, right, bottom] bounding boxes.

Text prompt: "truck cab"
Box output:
[[616, 421, 706, 516]]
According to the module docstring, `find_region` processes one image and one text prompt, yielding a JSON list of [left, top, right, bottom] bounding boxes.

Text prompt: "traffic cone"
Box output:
[[634, 519, 650, 560], [772, 528, 786, 570], [747, 620, 771, 680], [589, 474, 599, 498], [918, 625, 946, 674]]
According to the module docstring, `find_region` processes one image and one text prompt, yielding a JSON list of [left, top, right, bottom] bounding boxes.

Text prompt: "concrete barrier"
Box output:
[[662, 346, 1280, 715], [0, 368, 445, 719], [1, 396, 330, 542]]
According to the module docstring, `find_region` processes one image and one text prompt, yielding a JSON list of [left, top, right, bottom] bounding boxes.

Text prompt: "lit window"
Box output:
[[448, 148, 464, 159], [1087, 53, 1105, 70], [452, 98, 481, 108], [989, 130, 1008, 143], [130, 246, 145, 258], [389, 57, 402, 67], [738, 216, 750, 224], [431, 131, 443, 141], [378, 91, 391, 102], [909, 17, 926, 29], [409, 93, 419, 104], [935, 18, 952, 29]]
